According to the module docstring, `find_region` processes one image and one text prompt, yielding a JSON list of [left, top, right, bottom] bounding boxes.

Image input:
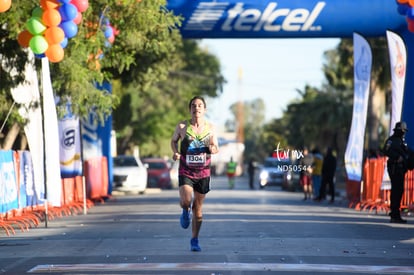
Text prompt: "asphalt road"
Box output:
[[1, 176, 413, 274]]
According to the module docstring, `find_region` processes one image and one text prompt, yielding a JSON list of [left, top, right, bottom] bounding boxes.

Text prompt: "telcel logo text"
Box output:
[[221, 2, 326, 32]]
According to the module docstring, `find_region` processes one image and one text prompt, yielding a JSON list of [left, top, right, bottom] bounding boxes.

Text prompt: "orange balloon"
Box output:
[[409, 0, 414, 7], [44, 26, 65, 44], [42, 8, 61, 27], [45, 43, 64, 63], [0, 0, 11, 13], [40, 0, 59, 10], [17, 30, 33, 48]]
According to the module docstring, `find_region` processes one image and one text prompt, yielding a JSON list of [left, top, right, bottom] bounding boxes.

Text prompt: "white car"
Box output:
[[112, 155, 148, 194]]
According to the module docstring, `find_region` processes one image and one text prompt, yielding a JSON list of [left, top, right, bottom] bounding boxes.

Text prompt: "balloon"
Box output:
[[107, 35, 115, 44], [59, 3, 78, 21], [104, 40, 112, 48], [17, 30, 33, 48], [60, 20, 78, 38], [71, 0, 89, 13], [59, 0, 71, 3], [73, 12, 82, 25], [32, 6, 44, 18], [42, 8, 62, 27], [29, 35, 49, 54], [60, 37, 68, 48], [40, 0, 60, 9], [410, 0, 414, 7], [26, 17, 47, 35], [44, 26, 65, 44], [45, 44, 64, 63], [0, 0, 11, 13], [112, 26, 120, 36], [104, 26, 113, 38]]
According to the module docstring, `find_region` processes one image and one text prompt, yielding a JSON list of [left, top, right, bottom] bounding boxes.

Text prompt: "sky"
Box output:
[[200, 38, 340, 128]]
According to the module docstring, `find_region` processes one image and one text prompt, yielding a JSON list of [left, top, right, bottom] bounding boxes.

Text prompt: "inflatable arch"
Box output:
[[166, 0, 414, 145]]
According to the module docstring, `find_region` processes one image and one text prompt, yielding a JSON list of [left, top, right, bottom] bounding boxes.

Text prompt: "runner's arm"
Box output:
[[171, 124, 182, 161], [208, 124, 219, 154]]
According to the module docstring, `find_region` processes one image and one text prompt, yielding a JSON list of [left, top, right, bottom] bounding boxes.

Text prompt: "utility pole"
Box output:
[[236, 66, 244, 144]]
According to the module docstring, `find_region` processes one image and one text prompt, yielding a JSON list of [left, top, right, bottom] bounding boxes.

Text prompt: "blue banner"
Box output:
[[21, 150, 42, 206], [166, 0, 406, 38], [0, 150, 18, 213], [401, 30, 414, 149]]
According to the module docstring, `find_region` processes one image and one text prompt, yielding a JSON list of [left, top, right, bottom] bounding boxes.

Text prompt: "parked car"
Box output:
[[258, 157, 300, 191], [112, 155, 148, 194], [142, 158, 172, 189]]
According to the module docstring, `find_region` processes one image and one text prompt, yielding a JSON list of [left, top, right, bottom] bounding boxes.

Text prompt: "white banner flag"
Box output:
[[41, 58, 62, 207], [382, 31, 407, 190], [58, 100, 83, 178], [10, 51, 45, 204], [344, 33, 372, 182], [387, 30, 406, 134]]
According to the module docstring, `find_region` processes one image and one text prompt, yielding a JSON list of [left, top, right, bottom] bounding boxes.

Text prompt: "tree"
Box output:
[[112, 39, 225, 157], [279, 37, 389, 157], [0, 1, 185, 149], [323, 38, 390, 151]]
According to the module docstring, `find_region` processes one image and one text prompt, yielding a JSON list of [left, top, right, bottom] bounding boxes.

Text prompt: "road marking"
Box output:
[[28, 263, 414, 274]]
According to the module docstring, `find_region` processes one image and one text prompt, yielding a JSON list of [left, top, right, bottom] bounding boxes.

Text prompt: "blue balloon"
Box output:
[[61, 37, 68, 48], [104, 40, 112, 48], [104, 26, 114, 39], [59, 3, 78, 22], [60, 20, 78, 39], [59, 0, 72, 3]]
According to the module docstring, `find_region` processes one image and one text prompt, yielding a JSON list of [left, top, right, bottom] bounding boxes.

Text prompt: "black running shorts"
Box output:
[[179, 176, 211, 194]]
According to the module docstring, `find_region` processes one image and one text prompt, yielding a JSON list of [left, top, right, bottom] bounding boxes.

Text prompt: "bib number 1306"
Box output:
[[186, 154, 206, 166]]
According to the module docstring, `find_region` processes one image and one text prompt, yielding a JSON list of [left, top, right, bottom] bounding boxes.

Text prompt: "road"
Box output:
[[0, 176, 413, 274]]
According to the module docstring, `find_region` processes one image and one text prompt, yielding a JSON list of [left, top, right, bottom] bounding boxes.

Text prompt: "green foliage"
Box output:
[[283, 85, 352, 152], [253, 37, 389, 165], [1, 0, 182, 118], [112, 39, 225, 157], [2, 0, 221, 151]]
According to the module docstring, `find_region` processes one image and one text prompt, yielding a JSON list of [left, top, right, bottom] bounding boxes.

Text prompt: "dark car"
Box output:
[[142, 158, 172, 189], [258, 157, 300, 191]]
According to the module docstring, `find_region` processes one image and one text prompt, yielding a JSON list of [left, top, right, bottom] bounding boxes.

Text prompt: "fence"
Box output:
[[347, 156, 414, 214], [0, 150, 109, 236]]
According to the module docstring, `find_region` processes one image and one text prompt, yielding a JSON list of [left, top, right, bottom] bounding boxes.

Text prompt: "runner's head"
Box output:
[[189, 96, 206, 110]]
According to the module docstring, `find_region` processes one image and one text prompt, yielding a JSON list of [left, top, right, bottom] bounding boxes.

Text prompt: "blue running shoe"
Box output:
[[180, 209, 190, 229], [190, 238, 201, 252]]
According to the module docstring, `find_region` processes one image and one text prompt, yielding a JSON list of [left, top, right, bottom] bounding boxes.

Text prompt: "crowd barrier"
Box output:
[[347, 156, 414, 214], [0, 150, 109, 236]]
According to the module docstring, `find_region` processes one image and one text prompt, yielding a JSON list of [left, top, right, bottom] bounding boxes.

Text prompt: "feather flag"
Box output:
[[344, 33, 372, 182]]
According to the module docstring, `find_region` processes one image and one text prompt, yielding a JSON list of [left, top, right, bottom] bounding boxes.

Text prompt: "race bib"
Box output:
[[186, 154, 206, 167]]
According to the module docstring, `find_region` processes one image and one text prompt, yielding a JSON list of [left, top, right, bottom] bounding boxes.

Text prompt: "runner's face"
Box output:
[[190, 99, 205, 118]]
